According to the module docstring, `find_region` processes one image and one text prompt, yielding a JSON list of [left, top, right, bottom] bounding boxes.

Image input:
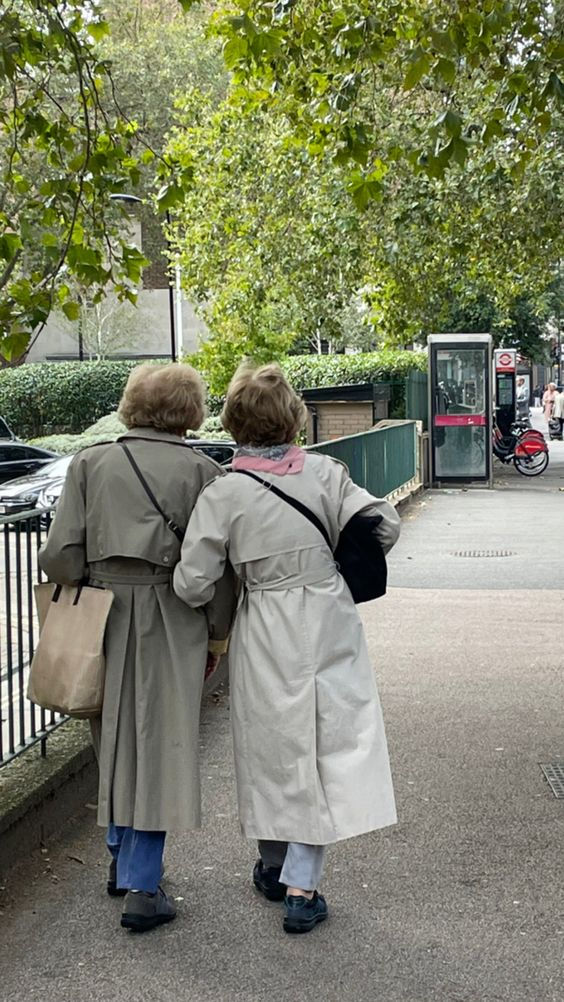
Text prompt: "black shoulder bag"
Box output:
[[119, 442, 184, 542], [234, 470, 387, 603]]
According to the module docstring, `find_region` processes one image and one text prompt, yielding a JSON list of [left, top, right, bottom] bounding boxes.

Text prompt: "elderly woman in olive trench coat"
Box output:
[[39, 364, 236, 933], [174, 362, 400, 935]]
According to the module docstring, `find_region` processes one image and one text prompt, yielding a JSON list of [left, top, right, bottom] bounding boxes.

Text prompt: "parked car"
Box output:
[[0, 442, 59, 487], [2, 440, 236, 520], [0, 416, 16, 440], [186, 439, 236, 466], [0, 455, 73, 515]]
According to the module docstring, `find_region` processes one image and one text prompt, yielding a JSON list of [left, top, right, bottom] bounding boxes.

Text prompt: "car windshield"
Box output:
[[35, 455, 73, 478]]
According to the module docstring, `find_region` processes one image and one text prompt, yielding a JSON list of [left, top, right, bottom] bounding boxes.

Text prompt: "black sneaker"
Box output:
[[283, 891, 328, 934], [107, 858, 127, 897], [253, 859, 287, 902], [121, 887, 176, 932]]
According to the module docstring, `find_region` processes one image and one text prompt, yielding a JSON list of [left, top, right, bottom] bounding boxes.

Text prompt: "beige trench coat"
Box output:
[[39, 428, 236, 832], [174, 451, 400, 845], [552, 391, 564, 420]]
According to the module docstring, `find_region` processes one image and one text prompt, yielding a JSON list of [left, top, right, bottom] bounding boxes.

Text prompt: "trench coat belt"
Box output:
[[90, 570, 173, 586], [244, 568, 335, 592]]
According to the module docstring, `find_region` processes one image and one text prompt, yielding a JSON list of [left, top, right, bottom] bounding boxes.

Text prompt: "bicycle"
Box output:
[[492, 421, 549, 477]]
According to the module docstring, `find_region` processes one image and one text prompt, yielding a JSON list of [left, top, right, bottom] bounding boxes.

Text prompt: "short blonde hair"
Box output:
[[118, 363, 206, 433], [221, 362, 307, 446]]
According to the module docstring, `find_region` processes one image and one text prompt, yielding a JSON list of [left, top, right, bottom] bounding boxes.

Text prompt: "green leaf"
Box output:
[[430, 30, 457, 58], [0, 331, 31, 362], [223, 36, 249, 69], [543, 72, 564, 101], [0, 232, 23, 261], [87, 21, 110, 43], [436, 58, 456, 85], [452, 137, 468, 167], [403, 51, 431, 90], [62, 301, 81, 321], [251, 32, 280, 57], [444, 110, 462, 137], [41, 233, 59, 248], [156, 183, 185, 212], [347, 170, 383, 210], [535, 112, 552, 133]]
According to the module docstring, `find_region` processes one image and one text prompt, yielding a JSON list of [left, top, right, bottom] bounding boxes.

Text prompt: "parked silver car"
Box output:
[[0, 456, 72, 515]]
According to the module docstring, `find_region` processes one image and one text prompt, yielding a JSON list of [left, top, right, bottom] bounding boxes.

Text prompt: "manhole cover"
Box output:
[[451, 550, 516, 558], [540, 763, 564, 799]]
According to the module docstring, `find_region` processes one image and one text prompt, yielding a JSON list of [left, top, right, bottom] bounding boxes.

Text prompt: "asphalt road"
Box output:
[[1, 415, 563, 1002]]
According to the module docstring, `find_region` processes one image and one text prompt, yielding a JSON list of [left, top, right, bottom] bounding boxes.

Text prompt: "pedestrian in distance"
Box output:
[[552, 386, 564, 440], [174, 362, 401, 935], [39, 364, 236, 933], [542, 382, 557, 423], [516, 377, 529, 421]]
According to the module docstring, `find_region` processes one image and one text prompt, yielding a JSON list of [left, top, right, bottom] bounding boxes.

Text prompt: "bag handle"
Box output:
[[118, 442, 184, 542], [234, 469, 333, 550], [51, 583, 87, 606]]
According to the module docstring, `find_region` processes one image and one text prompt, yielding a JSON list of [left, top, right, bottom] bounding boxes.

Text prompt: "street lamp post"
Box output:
[[109, 193, 178, 362]]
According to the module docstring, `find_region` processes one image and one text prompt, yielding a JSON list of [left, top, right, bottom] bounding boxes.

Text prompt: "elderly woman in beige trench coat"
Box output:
[[174, 362, 400, 935], [39, 364, 236, 933]]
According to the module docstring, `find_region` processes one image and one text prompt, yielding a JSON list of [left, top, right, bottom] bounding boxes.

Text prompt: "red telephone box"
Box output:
[[428, 333, 493, 485]]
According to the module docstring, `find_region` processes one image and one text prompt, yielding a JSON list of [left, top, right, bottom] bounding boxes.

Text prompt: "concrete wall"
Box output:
[[27, 290, 208, 362]]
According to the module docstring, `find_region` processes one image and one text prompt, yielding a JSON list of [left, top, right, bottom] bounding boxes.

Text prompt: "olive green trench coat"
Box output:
[[39, 428, 236, 832], [174, 451, 400, 845]]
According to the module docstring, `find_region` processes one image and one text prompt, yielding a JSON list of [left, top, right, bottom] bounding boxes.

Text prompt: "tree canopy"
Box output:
[[0, 1, 148, 363], [165, 1, 563, 387], [208, 0, 564, 184], [1, 0, 562, 375]]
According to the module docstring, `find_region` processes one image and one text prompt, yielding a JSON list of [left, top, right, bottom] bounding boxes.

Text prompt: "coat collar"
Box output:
[[118, 426, 187, 446]]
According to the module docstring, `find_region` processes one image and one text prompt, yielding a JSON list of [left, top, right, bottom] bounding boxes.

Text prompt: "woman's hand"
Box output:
[[205, 651, 221, 680]]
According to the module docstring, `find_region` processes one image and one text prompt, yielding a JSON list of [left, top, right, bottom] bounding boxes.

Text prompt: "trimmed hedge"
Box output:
[[0, 360, 143, 439], [29, 412, 232, 454], [1, 351, 426, 437], [207, 350, 427, 416], [281, 349, 426, 390], [282, 350, 426, 421]]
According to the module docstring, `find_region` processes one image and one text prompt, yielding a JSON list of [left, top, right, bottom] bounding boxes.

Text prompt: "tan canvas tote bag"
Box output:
[[27, 583, 114, 718]]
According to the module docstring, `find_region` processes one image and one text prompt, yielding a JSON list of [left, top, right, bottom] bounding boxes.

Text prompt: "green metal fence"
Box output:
[[405, 370, 429, 430], [308, 421, 418, 497]]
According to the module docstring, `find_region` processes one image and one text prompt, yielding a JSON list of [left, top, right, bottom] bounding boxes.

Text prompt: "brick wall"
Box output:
[[306, 402, 375, 444]]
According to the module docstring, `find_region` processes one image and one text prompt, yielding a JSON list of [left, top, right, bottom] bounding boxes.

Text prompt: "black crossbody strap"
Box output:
[[119, 442, 184, 542], [234, 469, 333, 550]]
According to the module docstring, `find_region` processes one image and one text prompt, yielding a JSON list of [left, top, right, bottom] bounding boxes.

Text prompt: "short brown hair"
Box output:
[[221, 362, 307, 446], [118, 363, 206, 433]]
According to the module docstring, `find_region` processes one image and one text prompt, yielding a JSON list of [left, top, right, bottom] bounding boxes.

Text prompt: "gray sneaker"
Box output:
[[121, 887, 177, 932]]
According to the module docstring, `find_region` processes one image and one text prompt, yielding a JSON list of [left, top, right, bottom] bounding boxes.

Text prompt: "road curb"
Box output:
[[0, 720, 96, 878]]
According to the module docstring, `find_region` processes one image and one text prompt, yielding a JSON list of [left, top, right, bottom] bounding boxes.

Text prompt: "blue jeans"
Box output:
[[107, 824, 166, 894]]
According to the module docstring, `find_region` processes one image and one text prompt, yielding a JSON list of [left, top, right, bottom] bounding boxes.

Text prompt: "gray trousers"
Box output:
[[259, 840, 326, 891]]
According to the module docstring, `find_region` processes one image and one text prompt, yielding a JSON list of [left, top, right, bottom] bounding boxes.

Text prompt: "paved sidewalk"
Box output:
[[1, 437, 563, 1002]]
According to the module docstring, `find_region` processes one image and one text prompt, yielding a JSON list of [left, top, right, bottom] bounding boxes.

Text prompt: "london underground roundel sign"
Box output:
[[495, 350, 516, 373]]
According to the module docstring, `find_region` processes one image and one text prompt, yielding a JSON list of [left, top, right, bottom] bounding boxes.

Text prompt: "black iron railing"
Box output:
[[0, 508, 65, 767]]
